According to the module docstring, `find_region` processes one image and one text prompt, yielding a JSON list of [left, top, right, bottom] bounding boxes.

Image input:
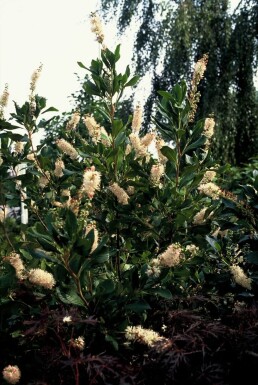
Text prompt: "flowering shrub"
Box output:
[[0, 13, 257, 385]]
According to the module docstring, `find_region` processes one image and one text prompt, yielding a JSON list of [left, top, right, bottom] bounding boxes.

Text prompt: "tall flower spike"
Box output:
[[85, 223, 99, 253], [66, 111, 80, 131], [132, 104, 143, 133], [29, 63, 43, 116], [150, 163, 165, 186], [109, 182, 129, 205], [230, 265, 252, 290], [56, 139, 78, 160], [28, 268, 56, 289], [83, 114, 110, 145], [80, 166, 101, 199], [4, 252, 26, 280], [0, 83, 9, 119], [90, 13, 105, 45], [188, 54, 208, 122]]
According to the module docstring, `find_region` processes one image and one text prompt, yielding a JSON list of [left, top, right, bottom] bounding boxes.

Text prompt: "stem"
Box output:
[[63, 251, 89, 307], [115, 220, 121, 281]]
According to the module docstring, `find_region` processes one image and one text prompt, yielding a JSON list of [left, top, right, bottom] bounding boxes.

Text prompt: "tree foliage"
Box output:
[[100, 0, 258, 165]]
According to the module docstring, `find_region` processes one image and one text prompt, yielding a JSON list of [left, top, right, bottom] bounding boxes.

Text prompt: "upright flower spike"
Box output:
[[85, 223, 99, 253], [80, 166, 101, 199], [203, 117, 215, 139], [140, 132, 156, 147], [150, 163, 165, 186], [230, 265, 252, 290], [0, 83, 9, 119], [188, 54, 208, 122], [156, 138, 168, 164], [90, 13, 105, 45], [109, 182, 129, 205], [132, 104, 143, 133], [54, 158, 65, 178], [129, 133, 149, 159], [83, 115, 110, 145], [56, 139, 78, 160], [4, 253, 26, 280], [29, 63, 43, 116], [28, 268, 56, 289], [66, 111, 80, 131]]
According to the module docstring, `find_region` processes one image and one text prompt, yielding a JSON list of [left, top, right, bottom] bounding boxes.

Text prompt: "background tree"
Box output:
[[100, 0, 258, 165]]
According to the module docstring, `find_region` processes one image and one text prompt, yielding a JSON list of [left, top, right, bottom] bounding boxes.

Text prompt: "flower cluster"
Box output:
[[70, 336, 85, 351], [0, 83, 9, 119], [83, 115, 110, 146], [80, 166, 101, 199], [198, 182, 222, 199], [14, 142, 24, 154], [2, 365, 21, 384], [125, 325, 163, 347], [146, 258, 161, 278], [203, 117, 215, 139], [56, 139, 78, 160], [26, 153, 36, 162], [85, 223, 99, 253], [188, 54, 208, 122], [129, 133, 149, 159], [201, 170, 216, 184], [193, 207, 213, 225], [185, 244, 199, 256], [29, 63, 43, 116], [155, 138, 168, 164], [90, 13, 105, 45], [140, 132, 156, 147], [30, 64, 43, 94], [158, 243, 184, 268], [28, 268, 56, 289], [132, 104, 143, 133], [109, 182, 129, 205], [4, 253, 25, 280], [66, 111, 80, 131], [230, 265, 252, 290], [38, 171, 50, 188], [54, 159, 65, 178], [150, 163, 165, 186]]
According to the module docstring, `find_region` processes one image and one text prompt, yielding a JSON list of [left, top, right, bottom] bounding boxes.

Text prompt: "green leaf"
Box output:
[[112, 119, 124, 136], [158, 90, 173, 100], [97, 279, 115, 295], [65, 210, 78, 238], [77, 61, 88, 69], [205, 235, 221, 252], [56, 288, 86, 307], [184, 136, 206, 152], [154, 288, 172, 299], [114, 44, 121, 62], [42, 107, 59, 114], [83, 81, 101, 96], [124, 75, 140, 87], [160, 146, 177, 163], [115, 131, 126, 147], [91, 248, 111, 264]]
